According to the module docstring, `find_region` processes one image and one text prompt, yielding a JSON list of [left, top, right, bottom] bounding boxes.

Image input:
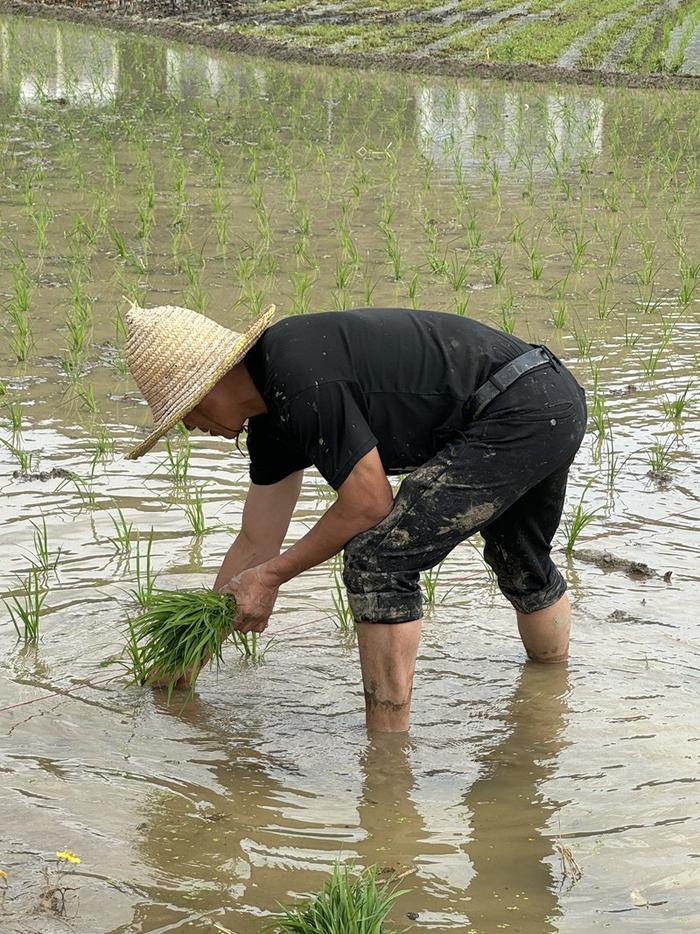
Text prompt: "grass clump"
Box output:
[[273, 864, 408, 934], [118, 588, 261, 699]]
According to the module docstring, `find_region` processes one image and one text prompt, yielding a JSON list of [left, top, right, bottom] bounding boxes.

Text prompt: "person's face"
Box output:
[[182, 379, 246, 439], [182, 404, 240, 439]]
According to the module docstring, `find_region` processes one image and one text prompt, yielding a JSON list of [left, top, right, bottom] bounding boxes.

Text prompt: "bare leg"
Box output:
[[516, 593, 571, 663], [357, 619, 422, 732]]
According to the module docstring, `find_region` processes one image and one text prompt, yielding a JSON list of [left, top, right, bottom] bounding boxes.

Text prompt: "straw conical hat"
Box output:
[[124, 302, 275, 460]]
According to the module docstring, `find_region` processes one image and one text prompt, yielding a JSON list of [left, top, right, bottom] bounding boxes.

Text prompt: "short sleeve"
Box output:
[[282, 381, 378, 490], [246, 414, 311, 486]]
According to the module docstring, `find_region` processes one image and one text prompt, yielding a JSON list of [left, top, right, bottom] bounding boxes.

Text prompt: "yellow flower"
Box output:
[[0, 869, 8, 879], [55, 850, 81, 864]]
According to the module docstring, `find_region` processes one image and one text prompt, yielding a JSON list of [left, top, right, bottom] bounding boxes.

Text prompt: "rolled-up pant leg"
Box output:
[[342, 368, 587, 624]]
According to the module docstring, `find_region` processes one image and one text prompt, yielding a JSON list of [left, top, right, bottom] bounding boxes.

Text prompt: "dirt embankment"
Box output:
[[1, 0, 700, 91]]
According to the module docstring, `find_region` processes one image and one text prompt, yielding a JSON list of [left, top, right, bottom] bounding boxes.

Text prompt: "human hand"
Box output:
[[220, 564, 280, 634]]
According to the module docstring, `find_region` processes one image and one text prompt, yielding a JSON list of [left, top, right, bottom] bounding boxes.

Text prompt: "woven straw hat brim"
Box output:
[[126, 304, 275, 460]]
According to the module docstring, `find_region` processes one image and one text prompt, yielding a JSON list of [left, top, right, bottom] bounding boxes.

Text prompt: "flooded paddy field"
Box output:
[[1, 13, 699, 933]]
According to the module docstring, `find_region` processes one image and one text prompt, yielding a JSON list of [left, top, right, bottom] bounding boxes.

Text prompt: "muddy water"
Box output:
[[1, 13, 699, 933]]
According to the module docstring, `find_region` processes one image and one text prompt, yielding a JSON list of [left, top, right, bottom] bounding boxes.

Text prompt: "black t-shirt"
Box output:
[[244, 307, 531, 490]]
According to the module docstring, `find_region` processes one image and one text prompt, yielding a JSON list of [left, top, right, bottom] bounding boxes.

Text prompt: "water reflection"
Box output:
[[415, 85, 604, 174], [462, 663, 570, 931], [0, 16, 604, 175], [119, 696, 299, 931], [354, 663, 570, 929], [0, 20, 119, 105]]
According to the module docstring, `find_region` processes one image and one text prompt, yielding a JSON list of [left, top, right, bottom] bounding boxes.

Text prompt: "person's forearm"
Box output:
[[260, 498, 391, 587], [214, 530, 281, 590]]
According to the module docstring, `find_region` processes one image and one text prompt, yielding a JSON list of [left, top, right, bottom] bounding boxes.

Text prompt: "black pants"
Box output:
[[343, 359, 587, 622]]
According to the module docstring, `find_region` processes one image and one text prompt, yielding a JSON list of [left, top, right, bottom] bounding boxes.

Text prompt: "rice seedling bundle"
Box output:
[[123, 588, 257, 699], [273, 864, 408, 934]]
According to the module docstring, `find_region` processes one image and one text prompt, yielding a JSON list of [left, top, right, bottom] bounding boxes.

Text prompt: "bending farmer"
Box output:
[[125, 304, 587, 732]]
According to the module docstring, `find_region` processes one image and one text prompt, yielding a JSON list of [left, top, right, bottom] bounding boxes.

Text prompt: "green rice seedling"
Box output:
[[32, 206, 54, 255], [634, 234, 660, 289], [602, 186, 620, 214], [118, 589, 260, 700], [647, 439, 675, 479], [4, 400, 22, 435], [571, 325, 593, 360], [5, 261, 33, 362], [527, 241, 544, 281], [639, 323, 672, 378], [489, 160, 500, 198], [491, 250, 506, 286], [335, 259, 354, 294], [90, 426, 115, 472], [77, 383, 98, 416], [184, 484, 207, 536], [407, 272, 419, 309], [27, 516, 61, 575], [427, 249, 448, 278], [605, 227, 623, 273], [59, 472, 97, 511], [241, 281, 267, 318], [422, 559, 444, 609], [333, 290, 350, 313], [339, 228, 359, 269], [0, 437, 34, 476], [212, 188, 229, 251], [114, 352, 129, 378], [133, 529, 156, 608], [331, 560, 354, 635], [273, 863, 408, 934], [465, 212, 482, 249], [362, 270, 378, 306], [296, 207, 311, 242], [256, 202, 272, 248], [678, 261, 699, 307], [382, 224, 402, 281], [182, 253, 206, 315], [64, 299, 92, 361], [570, 227, 589, 273], [21, 170, 35, 210], [291, 272, 315, 316], [622, 316, 640, 348], [553, 301, 567, 329], [137, 194, 154, 247], [4, 567, 46, 644], [108, 506, 133, 555], [109, 223, 129, 260], [590, 394, 607, 438], [595, 272, 615, 320], [510, 215, 524, 244], [499, 290, 516, 335], [164, 431, 191, 486], [604, 434, 630, 495], [564, 481, 601, 555], [455, 295, 470, 317], [423, 217, 439, 262], [69, 214, 96, 248], [662, 383, 692, 421], [448, 253, 469, 292]]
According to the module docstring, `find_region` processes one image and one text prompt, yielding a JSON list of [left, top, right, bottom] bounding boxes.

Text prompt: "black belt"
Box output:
[[464, 345, 559, 422]]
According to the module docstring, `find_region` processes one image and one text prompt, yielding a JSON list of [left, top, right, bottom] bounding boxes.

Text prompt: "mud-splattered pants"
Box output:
[[343, 357, 587, 622]]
